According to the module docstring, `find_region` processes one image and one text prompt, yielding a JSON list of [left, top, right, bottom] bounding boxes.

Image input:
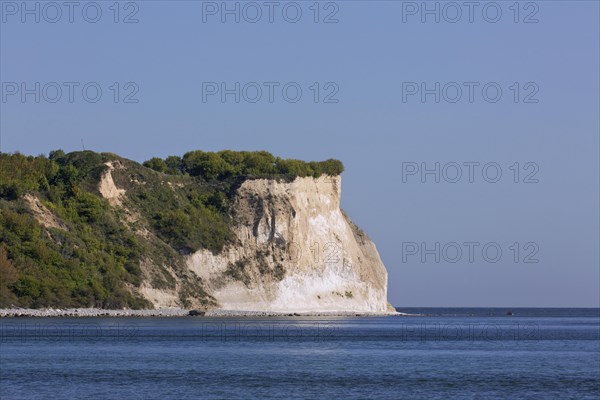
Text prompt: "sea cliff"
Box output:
[[0, 150, 390, 313]]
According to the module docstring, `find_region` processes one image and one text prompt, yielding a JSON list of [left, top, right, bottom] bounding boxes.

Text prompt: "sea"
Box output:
[[1, 308, 598, 399]]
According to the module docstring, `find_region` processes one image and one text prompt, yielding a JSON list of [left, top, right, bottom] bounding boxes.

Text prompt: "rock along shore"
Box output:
[[0, 308, 405, 318]]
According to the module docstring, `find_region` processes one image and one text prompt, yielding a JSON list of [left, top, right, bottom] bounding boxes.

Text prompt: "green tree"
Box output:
[[49, 149, 66, 160], [143, 157, 168, 173], [276, 158, 313, 177], [165, 155, 183, 174], [218, 150, 245, 174], [319, 159, 344, 176], [183, 151, 232, 180], [242, 151, 276, 175], [75, 192, 104, 223]]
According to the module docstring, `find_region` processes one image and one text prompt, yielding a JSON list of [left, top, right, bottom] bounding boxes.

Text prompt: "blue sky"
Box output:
[[1, 1, 598, 306]]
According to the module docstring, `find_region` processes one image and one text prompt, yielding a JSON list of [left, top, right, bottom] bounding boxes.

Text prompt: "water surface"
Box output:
[[1, 308, 598, 399]]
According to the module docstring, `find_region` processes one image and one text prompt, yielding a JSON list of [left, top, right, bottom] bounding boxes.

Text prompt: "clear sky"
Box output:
[[1, 0, 598, 307]]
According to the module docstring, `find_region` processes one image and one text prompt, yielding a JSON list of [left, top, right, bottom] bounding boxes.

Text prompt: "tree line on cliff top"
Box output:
[[142, 150, 344, 181]]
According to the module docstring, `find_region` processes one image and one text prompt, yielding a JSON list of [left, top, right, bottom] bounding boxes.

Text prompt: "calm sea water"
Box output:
[[1, 308, 598, 399]]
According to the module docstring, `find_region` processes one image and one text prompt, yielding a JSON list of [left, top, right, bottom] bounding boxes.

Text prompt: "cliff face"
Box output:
[[1, 151, 389, 311], [186, 176, 389, 312]]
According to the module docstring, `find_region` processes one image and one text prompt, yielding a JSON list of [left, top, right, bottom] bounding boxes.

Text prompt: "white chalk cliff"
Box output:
[[186, 176, 389, 312]]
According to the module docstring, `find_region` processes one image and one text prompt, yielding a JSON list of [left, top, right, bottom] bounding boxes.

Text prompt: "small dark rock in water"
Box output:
[[506, 311, 514, 316], [188, 310, 205, 316]]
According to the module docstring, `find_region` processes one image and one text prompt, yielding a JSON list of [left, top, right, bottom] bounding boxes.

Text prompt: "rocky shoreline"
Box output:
[[0, 308, 405, 318]]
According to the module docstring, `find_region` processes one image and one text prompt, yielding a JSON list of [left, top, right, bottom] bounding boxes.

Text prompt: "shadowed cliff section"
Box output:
[[0, 150, 387, 312]]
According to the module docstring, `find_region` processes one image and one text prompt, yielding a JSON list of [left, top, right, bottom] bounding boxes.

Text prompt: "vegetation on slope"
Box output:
[[0, 149, 344, 308], [0, 151, 148, 308]]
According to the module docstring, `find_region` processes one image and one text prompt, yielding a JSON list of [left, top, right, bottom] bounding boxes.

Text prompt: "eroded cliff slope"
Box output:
[[188, 176, 388, 312]]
